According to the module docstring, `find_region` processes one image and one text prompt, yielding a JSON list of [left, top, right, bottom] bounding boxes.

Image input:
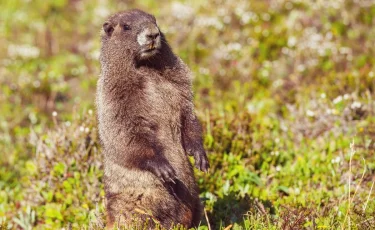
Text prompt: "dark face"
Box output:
[[102, 9, 162, 60]]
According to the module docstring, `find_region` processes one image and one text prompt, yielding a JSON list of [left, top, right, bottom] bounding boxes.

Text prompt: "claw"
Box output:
[[192, 150, 209, 172], [167, 184, 178, 200], [201, 159, 209, 172]]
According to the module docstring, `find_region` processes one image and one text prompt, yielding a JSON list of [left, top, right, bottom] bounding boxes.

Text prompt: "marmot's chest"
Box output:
[[144, 79, 184, 115], [144, 78, 187, 143]]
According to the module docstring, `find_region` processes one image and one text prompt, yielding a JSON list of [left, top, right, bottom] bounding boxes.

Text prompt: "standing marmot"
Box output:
[[96, 9, 209, 229]]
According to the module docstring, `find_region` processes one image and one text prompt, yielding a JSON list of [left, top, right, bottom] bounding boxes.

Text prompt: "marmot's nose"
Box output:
[[146, 33, 159, 40], [137, 24, 160, 46], [145, 25, 160, 41]]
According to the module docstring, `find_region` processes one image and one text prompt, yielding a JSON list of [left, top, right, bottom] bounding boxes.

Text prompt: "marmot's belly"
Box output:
[[104, 146, 195, 194], [157, 121, 196, 183]]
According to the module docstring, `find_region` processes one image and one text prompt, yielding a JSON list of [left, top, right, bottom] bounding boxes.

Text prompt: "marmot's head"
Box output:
[[101, 9, 163, 61]]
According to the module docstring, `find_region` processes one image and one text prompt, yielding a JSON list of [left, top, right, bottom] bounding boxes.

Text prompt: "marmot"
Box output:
[[96, 9, 209, 229]]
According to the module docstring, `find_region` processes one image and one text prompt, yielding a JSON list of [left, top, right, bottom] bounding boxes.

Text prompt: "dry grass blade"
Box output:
[[204, 208, 212, 230], [363, 177, 375, 212], [223, 224, 233, 230]]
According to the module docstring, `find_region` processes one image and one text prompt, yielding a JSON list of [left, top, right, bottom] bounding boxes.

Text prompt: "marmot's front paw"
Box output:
[[191, 148, 209, 172], [146, 156, 177, 183]]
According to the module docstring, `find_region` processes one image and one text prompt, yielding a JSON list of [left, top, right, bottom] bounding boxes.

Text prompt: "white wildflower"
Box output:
[[199, 68, 209, 75], [351, 101, 362, 109], [196, 16, 223, 30], [240, 12, 252, 24], [333, 95, 343, 104], [297, 64, 305, 72], [331, 156, 341, 164], [339, 47, 352, 55], [171, 2, 194, 20], [94, 4, 109, 19], [288, 36, 297, 47], [226, 42, 242, 52], [306, 110, 315, 117], [223, 16, 231, 24], [8, 44, 40, 59]]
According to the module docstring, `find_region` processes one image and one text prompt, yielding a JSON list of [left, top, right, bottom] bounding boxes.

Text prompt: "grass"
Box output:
[[1, 0, 375, 229]]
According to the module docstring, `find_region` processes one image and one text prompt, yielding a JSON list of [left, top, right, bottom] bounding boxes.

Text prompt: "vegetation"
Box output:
[[1, 0, 375, 229]]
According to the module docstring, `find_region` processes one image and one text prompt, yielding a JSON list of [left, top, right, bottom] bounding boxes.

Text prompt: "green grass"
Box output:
[[1, 0, 375, 229]]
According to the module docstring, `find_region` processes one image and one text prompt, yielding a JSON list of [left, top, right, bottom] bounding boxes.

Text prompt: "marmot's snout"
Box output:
[[137, 23, 161, 59]]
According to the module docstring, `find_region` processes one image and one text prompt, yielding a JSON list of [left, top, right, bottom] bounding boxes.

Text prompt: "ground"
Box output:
[[1, 0, 375, 229]]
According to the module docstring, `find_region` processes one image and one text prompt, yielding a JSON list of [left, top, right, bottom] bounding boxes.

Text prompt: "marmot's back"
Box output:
[[96, 9, 209, 229]]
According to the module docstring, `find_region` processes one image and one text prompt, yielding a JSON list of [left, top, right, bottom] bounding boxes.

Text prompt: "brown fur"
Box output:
[[96, 9, 209, 229]]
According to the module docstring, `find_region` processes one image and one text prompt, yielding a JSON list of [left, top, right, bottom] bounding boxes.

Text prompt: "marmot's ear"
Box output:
[[103, 22, 114, 36]]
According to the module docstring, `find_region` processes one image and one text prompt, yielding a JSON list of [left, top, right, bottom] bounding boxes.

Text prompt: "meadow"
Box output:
[[1, 0, 375, 229]]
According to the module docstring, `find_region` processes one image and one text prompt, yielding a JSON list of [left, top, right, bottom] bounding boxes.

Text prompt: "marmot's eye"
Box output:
[[123, 24, 131, 31]]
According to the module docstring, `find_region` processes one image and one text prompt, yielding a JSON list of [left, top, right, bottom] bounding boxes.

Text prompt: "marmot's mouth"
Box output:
[[142, 48, 158, 56], [144, 42, 160, 52], [139, 46, 159, 59], [144, 47, 156, 53]]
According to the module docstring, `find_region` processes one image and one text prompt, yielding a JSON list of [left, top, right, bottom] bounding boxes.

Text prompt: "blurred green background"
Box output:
[[1, 0, 375, 229]]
